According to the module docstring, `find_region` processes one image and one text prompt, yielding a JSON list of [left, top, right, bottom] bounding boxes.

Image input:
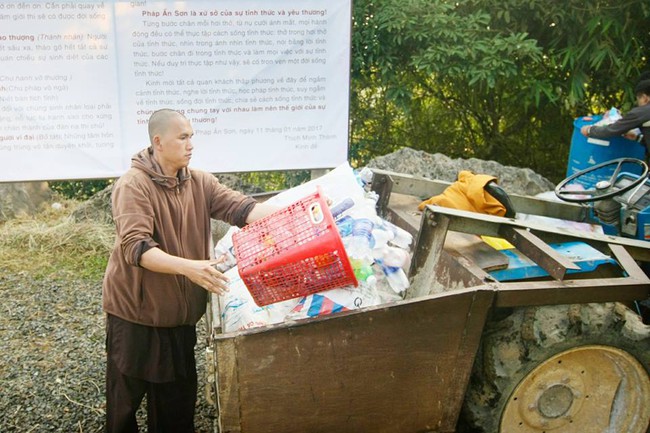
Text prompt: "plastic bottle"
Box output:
[[346, 190, 380, 219], [358, 167, 374, 186], [354, 167, 374, 188], [335, 215, 355, 237], [330, 197, 355, 220], [375, 245, 410, 269], [381, 220, 413, 249], [380, 262, 410, 293], [345, 218, 375, 260], [371, 227, 394, 250], [350, 258, 377, 288]]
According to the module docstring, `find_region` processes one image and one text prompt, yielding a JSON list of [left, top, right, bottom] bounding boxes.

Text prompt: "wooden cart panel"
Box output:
[[214, 288, 494, 433]]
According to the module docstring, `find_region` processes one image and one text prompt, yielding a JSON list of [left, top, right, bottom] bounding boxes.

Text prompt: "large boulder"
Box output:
[[71, 186, 114, 224], [0, 182, 52, 222], [367, 148, 555, 196]]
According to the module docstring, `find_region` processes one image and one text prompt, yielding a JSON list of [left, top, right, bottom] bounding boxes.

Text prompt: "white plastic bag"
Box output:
[[285, 283, 382, 320], [220, 267, 300, 332]]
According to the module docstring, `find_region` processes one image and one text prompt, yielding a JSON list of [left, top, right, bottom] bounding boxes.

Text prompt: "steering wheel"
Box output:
[[555, 157, 649, 203]]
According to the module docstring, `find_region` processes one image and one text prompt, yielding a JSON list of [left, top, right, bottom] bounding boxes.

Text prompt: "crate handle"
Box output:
[[309, 202, 325, 225]]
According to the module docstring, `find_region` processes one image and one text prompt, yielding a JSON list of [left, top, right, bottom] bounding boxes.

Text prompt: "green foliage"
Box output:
[[350, 0, 650, 183], [50, 179, 113, 201], [239, 170, 311, 192]]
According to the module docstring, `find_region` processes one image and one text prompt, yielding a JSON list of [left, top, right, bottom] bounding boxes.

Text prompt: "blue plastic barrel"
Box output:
[[566, 115, 646, 189]]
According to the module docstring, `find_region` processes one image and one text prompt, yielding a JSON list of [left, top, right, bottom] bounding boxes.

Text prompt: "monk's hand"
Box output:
[[185, 256, 230, 295]]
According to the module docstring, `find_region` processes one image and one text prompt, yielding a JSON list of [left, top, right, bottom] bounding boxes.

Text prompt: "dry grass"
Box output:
[[0, 200, 115, 280]]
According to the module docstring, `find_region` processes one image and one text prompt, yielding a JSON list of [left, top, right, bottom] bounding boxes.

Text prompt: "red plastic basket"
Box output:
[[232, 186, 358, 306]]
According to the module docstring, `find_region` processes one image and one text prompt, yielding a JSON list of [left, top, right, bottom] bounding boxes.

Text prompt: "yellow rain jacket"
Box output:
[[418, 170, 507, 217]]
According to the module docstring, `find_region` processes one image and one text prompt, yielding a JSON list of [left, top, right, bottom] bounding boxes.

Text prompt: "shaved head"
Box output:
[[148, 109, 186, 145]]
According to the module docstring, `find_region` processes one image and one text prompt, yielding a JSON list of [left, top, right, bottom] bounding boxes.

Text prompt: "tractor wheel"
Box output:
[[459, 303, 650, 433]]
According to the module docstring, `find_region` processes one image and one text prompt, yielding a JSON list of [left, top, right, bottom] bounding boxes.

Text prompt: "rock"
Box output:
[[0, 182, 52, 222], [71, 186, 113, 224], [367, 148, 555, 196]]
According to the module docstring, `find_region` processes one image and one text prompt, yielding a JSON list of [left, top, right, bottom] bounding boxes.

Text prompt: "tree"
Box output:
[[350, 0, 650, 183]]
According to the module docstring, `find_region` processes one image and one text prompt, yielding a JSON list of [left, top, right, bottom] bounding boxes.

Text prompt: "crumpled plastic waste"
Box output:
[[215, 163, 414, 332]]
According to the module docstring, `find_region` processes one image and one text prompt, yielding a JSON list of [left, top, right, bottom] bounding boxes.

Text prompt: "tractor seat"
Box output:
[[484, 181, 516, 218]]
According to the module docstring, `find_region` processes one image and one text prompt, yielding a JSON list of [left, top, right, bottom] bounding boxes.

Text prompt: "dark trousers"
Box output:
[[105, 314, 198, 433], [105, 353, 197, 433]]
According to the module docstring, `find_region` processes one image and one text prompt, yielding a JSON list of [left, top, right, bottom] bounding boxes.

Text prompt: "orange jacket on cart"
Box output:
[[418, 170, 508, 217]]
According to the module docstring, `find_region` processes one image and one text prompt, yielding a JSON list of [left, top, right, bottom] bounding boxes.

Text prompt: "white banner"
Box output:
[[0, 0, 351, 181]]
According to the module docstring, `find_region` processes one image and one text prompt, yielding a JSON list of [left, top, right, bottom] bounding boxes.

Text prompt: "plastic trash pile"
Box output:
[[214, 164, 413, 333], [594, 107, 642, 137], [336, 168, 412, 295], [595, 107, 623, 126]]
